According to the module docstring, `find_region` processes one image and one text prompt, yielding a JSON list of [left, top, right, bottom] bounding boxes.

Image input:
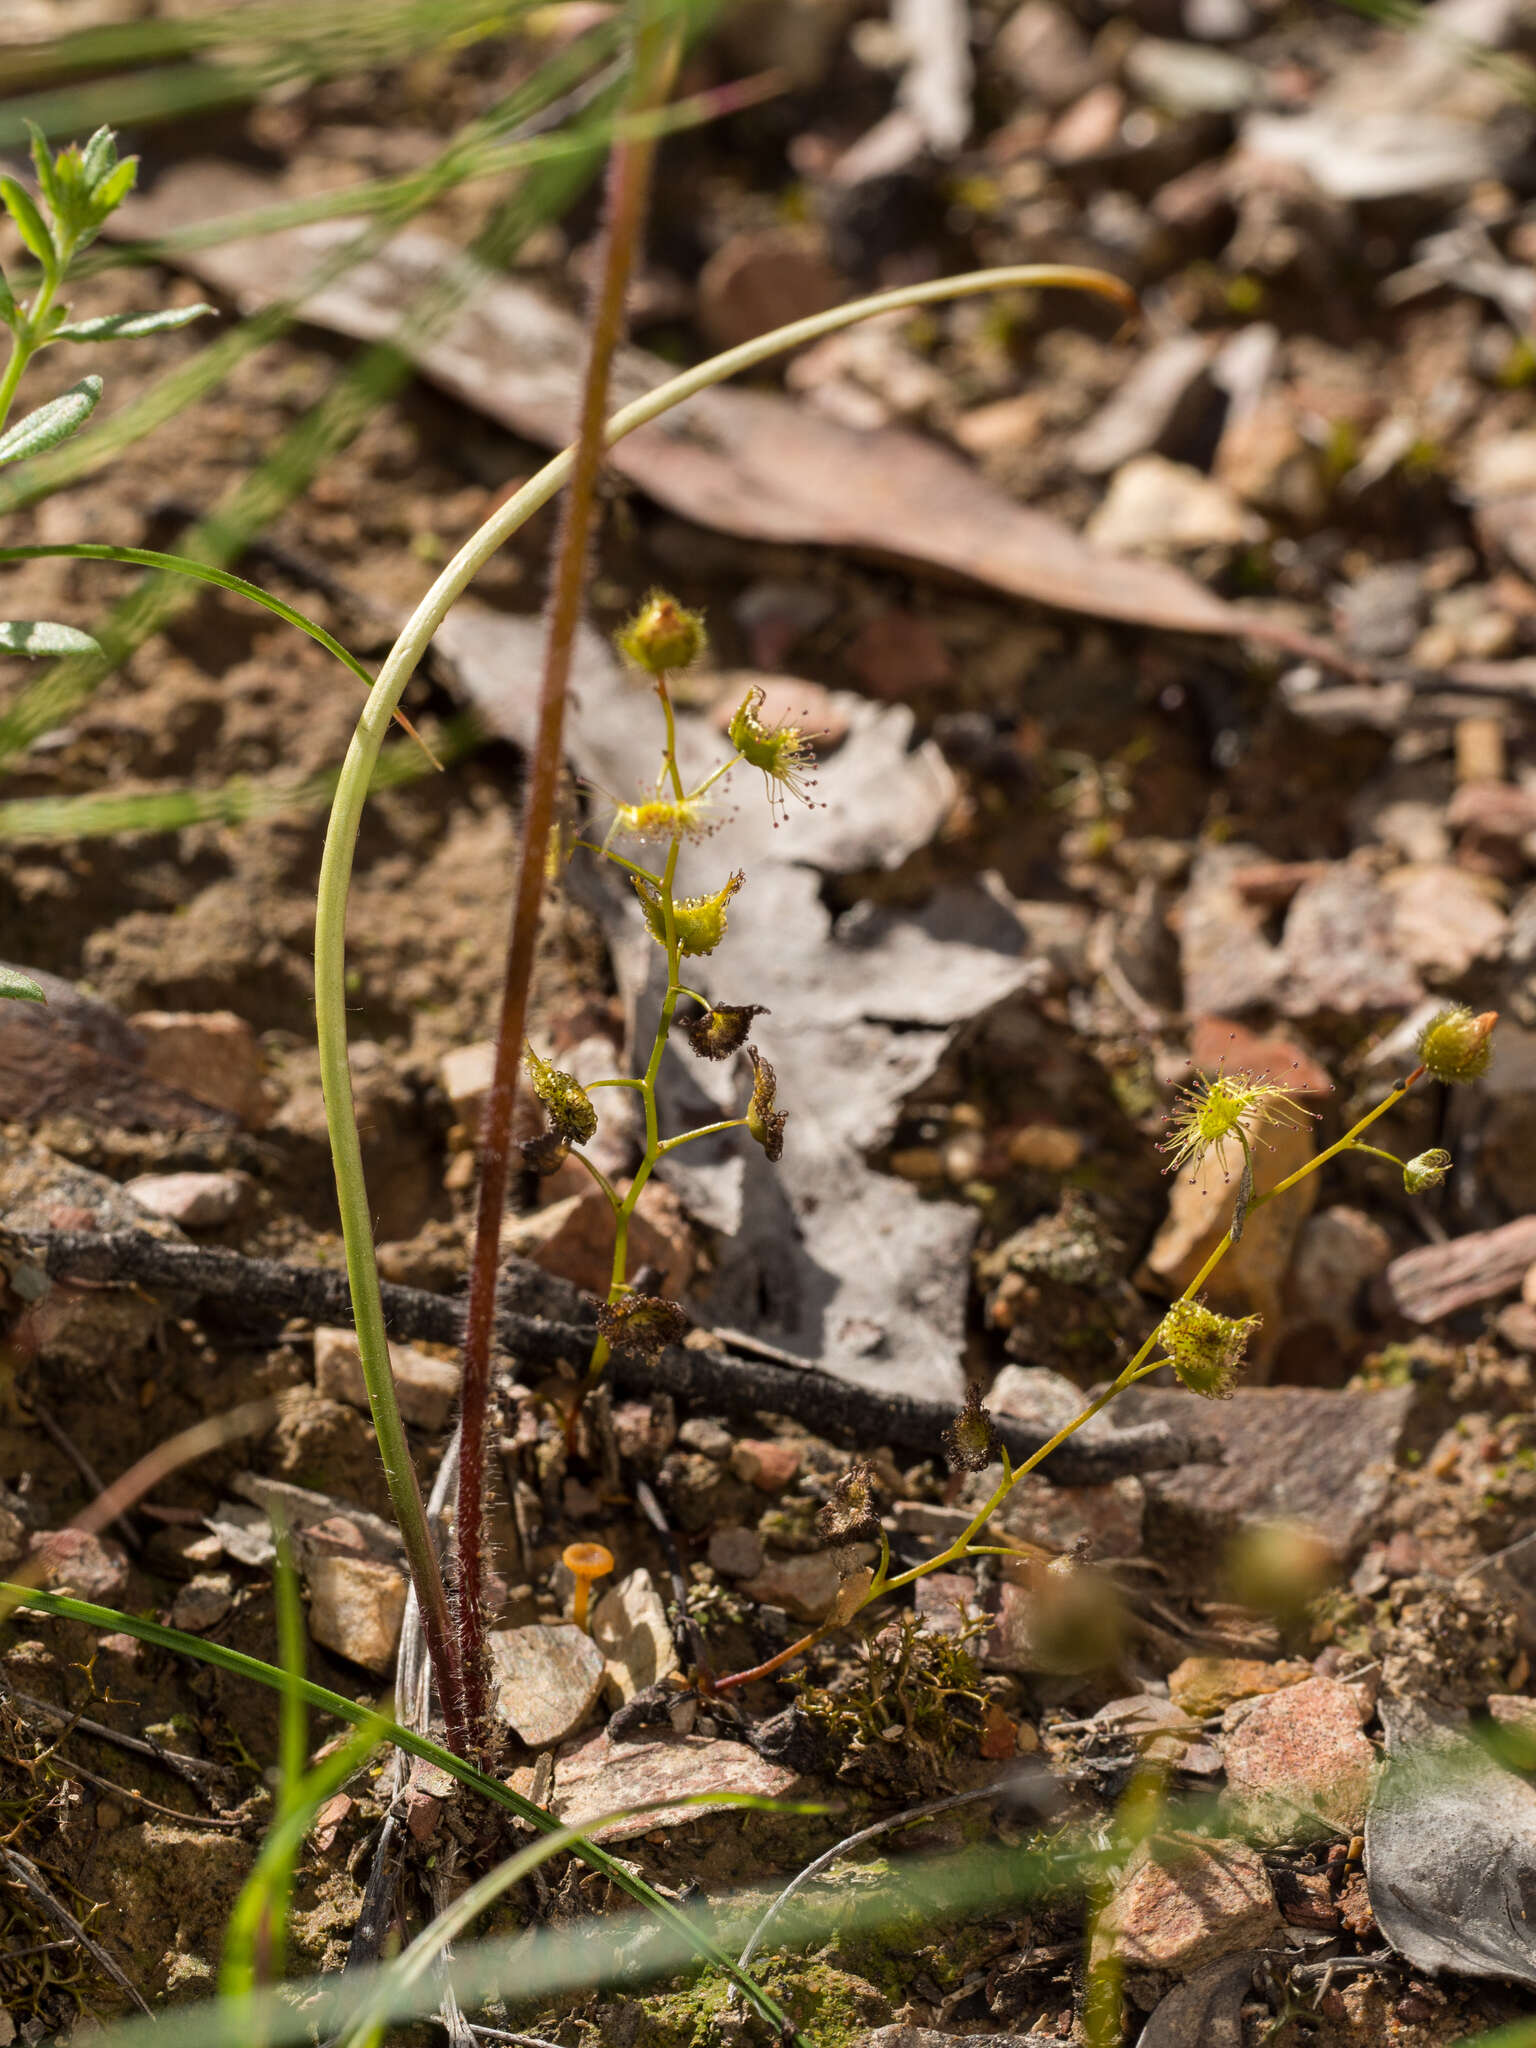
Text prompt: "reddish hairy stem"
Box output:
[[453, 10, 680, 1749]]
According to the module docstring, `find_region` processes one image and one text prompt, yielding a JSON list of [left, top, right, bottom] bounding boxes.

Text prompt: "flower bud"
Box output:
[[524, 1045, 597, 1145], [1155, 1295, 1258, 1400], [816, 1459, 881, 1546], [745, 1045, 787, 1162], [634, 871, 743, 957], [1417, 1004, 1497, 1085], [943, 1383, 999, 1472], [616, 590, 706, 675], [683, 1002, 768, 1061], [596, 1293, 689, 1361], [1403, 1147, 1452, 1194]]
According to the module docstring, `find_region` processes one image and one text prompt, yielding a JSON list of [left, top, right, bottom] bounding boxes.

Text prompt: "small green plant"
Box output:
[[525, 591, 810, 1413], [708, 1004, 1499, 1692], [0, 123, 211, 657]]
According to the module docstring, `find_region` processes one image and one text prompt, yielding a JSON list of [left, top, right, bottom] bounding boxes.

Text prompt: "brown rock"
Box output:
[[130, 1008, 271, 1127], [707, 1526, 765, 1580], [169, 1572, 235, 1633], [914, 1570, 984, 1635], [1093, 1836, 1280, 1973], [741, 1549, 846, 1621], [1222, 1675, 1376, 1836], [1047, 81, 1126, 161], [313, 1325, 460, 1432], [999, 1472, 1145, 1558], [1168, 1655, 1313, 1719], [1111, 1381, 1413, 1555], [729, 1438, 802, 1493], [27, 1529, 129, 1606], [1384, 1215, 1536, 1323], [125, 1170, 253, 1229], [1215, 391, 1325, 521], [489, 1623, 605, 1747], [1272, 1865, 1341, 1931], [501, 1181, 694, 1301], [515, 1725, 807, 1842], [591, 1568, 677, 1702], [304, 1554, 406, 1674], [1290, 1207, 1393, 1338]]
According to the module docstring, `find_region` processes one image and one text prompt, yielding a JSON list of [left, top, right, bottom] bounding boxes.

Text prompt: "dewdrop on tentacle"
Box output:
[[729, 684, 822, 824]]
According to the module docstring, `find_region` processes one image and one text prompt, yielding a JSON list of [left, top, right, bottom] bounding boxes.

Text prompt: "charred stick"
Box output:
[[15, 1229, 1217, 1485]]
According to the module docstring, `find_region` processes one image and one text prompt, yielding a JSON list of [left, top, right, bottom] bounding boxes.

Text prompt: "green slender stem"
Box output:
[[311, 261, 1130, 1724], [574, 839, 663, 886], [587, 1074, 646, 1091], [711, 1069, 1429, 1689], [568, 1149, 622, 1206], [658, 1117, 746, 1153], [1350, 1142, 1405, 1170], [0, 337, 32, 437]]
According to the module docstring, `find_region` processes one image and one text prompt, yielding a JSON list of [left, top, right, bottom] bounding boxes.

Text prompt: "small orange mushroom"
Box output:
[[562, 1541, 614, 1633]]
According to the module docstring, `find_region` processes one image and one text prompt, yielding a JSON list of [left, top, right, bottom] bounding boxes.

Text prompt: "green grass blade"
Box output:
[[0, 714, 475, 844], [0, 543, 376, 690], [221, 1721, 384, 2013], [0, 1582, 807, 2043]]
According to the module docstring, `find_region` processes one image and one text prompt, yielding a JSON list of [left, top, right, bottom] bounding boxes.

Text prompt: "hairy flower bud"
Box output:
[[745, 1045, 787, 1162], [683, 1002, 768, 1061], [1403, 1147, 1453, 1194], [596, 1293, 689, 1361], [943, 1383, 999, 1472], [634, 870, 744, 957], [816, 1459, 881, 1546], [1155, 1295, 1259, 1400], [525, 1045, 597, 1146], [1417, 1004, 1497, 1085], [616, 590, 706, 675]]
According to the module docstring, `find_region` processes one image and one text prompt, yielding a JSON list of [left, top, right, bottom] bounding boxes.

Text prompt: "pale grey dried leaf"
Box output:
[[1138, 1951, 1257, 2047], [1366, 1694, 1536, 1988]]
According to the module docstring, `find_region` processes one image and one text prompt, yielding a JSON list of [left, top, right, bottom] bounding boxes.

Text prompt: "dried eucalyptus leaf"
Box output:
[[1365, 1693, 1536, 1989], [1139, 1951, 1256, 2048]]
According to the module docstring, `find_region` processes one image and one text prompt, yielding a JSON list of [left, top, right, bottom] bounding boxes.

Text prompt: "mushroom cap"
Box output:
[[561, 1541, 615, 1580]]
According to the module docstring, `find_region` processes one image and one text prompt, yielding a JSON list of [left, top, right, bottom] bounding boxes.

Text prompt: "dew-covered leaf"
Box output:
[[0, 375, 102, 464], [0, 619, 101, 657]]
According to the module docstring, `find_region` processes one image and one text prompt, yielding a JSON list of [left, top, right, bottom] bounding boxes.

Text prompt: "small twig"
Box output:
[[36, 1751, 248, 1830], [16, 1231, 1215, 1484], [0, 1676, 235, 1794], [0, 1840, 152, 2014], [30, 1399, 141, 1555]]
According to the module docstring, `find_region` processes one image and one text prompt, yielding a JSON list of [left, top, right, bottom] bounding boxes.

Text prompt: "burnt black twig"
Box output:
[[15, 1228, 1217, 1485]]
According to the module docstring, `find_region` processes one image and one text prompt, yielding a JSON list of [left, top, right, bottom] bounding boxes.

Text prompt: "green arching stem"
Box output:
[[311, 261, 1130, 1722], [0, 254, 63, 434], [714, 1071, 1426, 1690], [0, 1583, 807, 2047], [658, 1117, 747, 1153]]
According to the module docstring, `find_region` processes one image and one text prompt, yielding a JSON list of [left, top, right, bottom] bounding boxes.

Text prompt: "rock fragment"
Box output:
[[126, 1170, 253, 1229], [591, 1569, 678, 1702], [1093, 1837, 1280, 1973], [27, 1529, 129, 1606], [489, 1623, 605, 1747], [313, 1324, 460, 1431], [304, 1554, 407, 1674], [517, 1726, 807, 1842], [1222, 1675, 1376, 1836], [129, 1008, 271, 1126]]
